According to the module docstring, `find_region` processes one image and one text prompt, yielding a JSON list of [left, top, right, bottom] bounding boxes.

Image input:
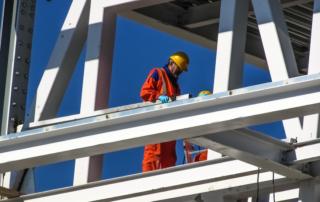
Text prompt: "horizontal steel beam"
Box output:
[[4, 159, 296, 202], [28, 94, 191, 129], [184, 0, 314, 29], [286, 140, 320, 165], [1, 74, 320, 172], [119, 11, 269, 70], [187, 130, 311, 180]]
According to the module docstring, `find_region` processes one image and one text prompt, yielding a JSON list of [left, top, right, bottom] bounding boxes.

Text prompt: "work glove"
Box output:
[[199, 93, 209, 97], [158, 95, 169, 103]]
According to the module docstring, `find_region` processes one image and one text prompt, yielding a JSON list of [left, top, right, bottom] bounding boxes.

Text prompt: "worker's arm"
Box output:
[[141, 69, 162, 102]]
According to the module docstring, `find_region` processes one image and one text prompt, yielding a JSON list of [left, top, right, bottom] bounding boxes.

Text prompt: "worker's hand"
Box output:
[[158, 95, 169, 103]]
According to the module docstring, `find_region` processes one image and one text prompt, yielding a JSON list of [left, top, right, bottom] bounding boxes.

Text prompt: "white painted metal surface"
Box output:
[[3, 159, 296, 202], [187, 135, 310, 180], [29, 95, 191, 128], [213, 0, 248, 93], [118, 11, 269, 71], [298, 178, 320, 201], [210, 0, 249, 160], [251, 0, 302, 140], [0, 75, 320, 173], [75, 0, 118, 186], [268, 188, 299, 202], [184, 0, 314, 29], [75, 0, 176, 185], [33, 0, 89, 122], [286, 141, 320, 164], [302, 0, 320, 142]]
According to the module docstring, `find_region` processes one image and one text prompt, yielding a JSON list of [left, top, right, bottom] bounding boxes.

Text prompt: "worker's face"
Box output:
[[168, 61, 183, 78]]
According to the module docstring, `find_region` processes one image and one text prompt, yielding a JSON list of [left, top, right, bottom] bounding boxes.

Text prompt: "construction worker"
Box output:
[[193, 90, 212, 162], [141, 52, 189, 172]]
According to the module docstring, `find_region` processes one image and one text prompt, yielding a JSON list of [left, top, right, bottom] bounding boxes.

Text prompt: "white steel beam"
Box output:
[[0, 75, 320, 172], [184, 0, 314, 29], [96, 0, 172, 14], [298, 178, 320, 201], [31, 0, 173, 122], [76, 0, 175, 185], [223, 177, 298, 202], [214, 0, 249, 93], [286, 141, 320, 165], [28, 95, 191, 129], [302, 0, 320, 141], [33, 0, 90, 121], [187, 132, 311, 180], [118, 11, 269, 70], [251, 0, 302, 140], [211, 0, 249, 160], [308, 0, 320, 74], [268, 188, 299, 202], [3, 159, 297, 202], [75, 0, 119, 186]]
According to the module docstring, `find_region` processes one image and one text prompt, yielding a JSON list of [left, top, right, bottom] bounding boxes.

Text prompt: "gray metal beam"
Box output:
[[302, 0, 320, 141], [0, 74, 320, 172], [28, 94, 191, 129], [213, 0, 249, 93], [5, 0, 36, 134], [187, 130, 310, 180], [2, 159, 296, 202], [0, 0, 15, 136], [298, 178, 320, 201], [0, 0, 36, 197], [183, 0, 314, 29], [285, 140, 320, 165], [119, 10, 269, 70]]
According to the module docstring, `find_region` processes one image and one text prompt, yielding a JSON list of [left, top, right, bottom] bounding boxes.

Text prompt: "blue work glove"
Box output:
[[158, 95, 169, 103], [199, 93, 209, 97]]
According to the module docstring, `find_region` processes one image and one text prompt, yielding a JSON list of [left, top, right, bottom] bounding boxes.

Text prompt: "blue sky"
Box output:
[[2, 0, 286, 192]]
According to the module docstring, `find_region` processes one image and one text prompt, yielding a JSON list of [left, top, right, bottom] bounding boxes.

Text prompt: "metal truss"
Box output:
[[1, 0, 320, 201]]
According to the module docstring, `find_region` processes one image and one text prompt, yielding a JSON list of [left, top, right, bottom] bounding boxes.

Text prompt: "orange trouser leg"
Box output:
[[142, 160, 160, 172], [142, 141, 176, 172]]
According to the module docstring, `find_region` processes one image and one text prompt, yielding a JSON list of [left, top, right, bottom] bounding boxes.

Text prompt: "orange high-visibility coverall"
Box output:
[[141, 65, 181, 172], [193, 151, 207, 162]]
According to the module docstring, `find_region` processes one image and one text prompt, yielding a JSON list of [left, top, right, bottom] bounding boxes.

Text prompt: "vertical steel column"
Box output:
[[5, 0, 36, 134], [0, 0, 16, 136], [74, 2, 117, 185], [209, 0, 249, 160], [21, 0, 90, 194], [302, 0, 320, 141], [0, 0, 36, 196], [213, 0, 249, 93], [251, 0, 302, 140], [299, 179, 320, 201]]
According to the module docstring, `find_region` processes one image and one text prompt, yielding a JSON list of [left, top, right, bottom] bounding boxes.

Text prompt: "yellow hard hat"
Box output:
[[198, 91, 212, 97], [170, 52, 189, 71]]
